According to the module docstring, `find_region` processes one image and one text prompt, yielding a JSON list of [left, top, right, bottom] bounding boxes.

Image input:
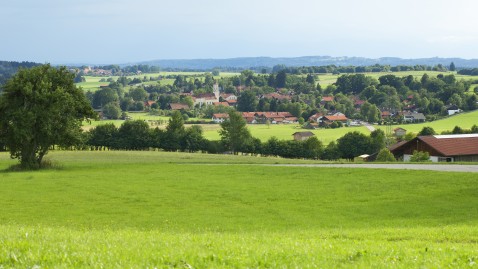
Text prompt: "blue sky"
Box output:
[[1, 0, 477, 64]]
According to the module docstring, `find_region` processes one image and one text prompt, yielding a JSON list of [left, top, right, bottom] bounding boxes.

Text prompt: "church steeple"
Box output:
[[213, 83, 220, 100]]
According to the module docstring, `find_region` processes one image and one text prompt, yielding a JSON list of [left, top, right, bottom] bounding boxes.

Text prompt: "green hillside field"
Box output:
[[76, 72, 240, 92], [0, 151, 477, 268], [377, 109, 478, 134], [82, 109, 477, 143]]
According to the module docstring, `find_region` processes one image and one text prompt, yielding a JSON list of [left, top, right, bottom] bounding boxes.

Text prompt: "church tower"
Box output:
[[213, 83, 220, 101]]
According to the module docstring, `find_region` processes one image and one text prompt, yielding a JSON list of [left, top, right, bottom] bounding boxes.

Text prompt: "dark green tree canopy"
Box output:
[[418, 126, 436, 136], [219, 111, 252, 154], [0, 64, 97, 169], [337, 131, 372, 161]]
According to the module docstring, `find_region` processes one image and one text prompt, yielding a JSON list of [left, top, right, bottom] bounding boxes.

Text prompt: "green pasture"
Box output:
[[76, 72, 240, 92], [317, 71, 478, 87], [376, 109, 478, 134], [76, 70, 478, 91], [203, 123, 369, 143], [470, 84, 478, 92], [83, 112, 207, 129], [84, 118, 369, 143], [0, 151, 477, 268], [83, 109, 477, 141]]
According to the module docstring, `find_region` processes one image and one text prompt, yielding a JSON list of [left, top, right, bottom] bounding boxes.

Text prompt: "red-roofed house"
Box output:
[[354, 99, 365, 108], [212, 113, 230, 123], [308, 113, 324, 122], [262, 93, 292, 101], [144, 100, 156, 108], [390, 134, 478, 162], [318, 114, 349, 125], [220, 93, 237, 101], [321, 96, 334, 102], [193, 93, 219, 107], [381, 111, 392, 119], [226, 99, 237, 107], [213, 102, 229, 107]]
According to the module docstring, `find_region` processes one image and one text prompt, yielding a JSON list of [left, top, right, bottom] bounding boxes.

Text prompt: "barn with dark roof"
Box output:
[[390, 134, 478, 162]]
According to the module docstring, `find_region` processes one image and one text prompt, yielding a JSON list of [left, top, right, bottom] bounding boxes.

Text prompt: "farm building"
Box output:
[[212, 113, 229, 123], [401, 112, 426, 123], [318, 113, 349, 126], [168, 103, 190, 110], [393, 127, 407, 137], [446, 105, 461, 116], [292, 132, 315, 141], [308, 112, 323, 122], [389, 134, 478, 162], [238, 112, 297, 124]]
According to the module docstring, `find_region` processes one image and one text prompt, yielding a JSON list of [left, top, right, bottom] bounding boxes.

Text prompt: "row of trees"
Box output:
[[271, 64, 450, 75], [84, 111, 387, 162]]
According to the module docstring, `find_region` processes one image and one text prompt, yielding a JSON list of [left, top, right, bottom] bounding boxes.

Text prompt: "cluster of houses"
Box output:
[[213, 112, 298, 124], [305, 112, 350, 128], [177, 84, 238, 108]]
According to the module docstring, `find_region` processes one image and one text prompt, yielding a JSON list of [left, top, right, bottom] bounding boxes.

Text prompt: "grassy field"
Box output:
[[0, 151, 477, 268], [82, 109, 477, 142], [83, 115, 369, 143], [203, 123, 369, 143], [317, 71, 478, 87], [76, 72, 240, 92], [376, 109, 478, 134], [82, 111, 476, 141], [77, 71, 478, 91]]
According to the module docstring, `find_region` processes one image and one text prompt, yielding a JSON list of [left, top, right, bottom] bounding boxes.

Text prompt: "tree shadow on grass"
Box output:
[[0, 159, 64, 172]]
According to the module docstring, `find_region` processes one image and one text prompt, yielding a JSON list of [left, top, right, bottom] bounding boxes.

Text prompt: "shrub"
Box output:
[[409, 150, 431, 162], [375, 148, 396, 162]]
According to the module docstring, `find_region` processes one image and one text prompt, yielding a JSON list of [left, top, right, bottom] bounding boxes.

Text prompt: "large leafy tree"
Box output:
[[0, 64, 97, 169], [219, 111, 252, 154], [162, 110, 185, 151], [237, 90, 258, 112], [337, 131, 372, 161]]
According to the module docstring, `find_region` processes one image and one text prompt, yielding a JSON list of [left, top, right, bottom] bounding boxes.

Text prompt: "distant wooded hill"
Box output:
[[0, 61, 41, 85], [138, 56, 478, 70]]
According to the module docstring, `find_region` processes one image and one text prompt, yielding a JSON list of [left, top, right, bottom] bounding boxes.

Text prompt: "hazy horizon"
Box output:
[[2, 0, 478, 64]]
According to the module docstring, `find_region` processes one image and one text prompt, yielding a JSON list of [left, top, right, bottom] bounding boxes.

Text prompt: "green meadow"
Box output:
[[76, 70, 478, 91], [82, 109, 478, 142], [1, 151, 478, 268], [316, 71, 478, 87], [77, 72, 240, 92], [377, 109, 478, 134], [202, 124, 369, 143]]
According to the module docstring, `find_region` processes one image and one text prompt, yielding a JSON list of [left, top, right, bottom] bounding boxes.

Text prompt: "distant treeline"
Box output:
[[457, 68, 478, 76], [0, 61, 41, 85], [82, 63, 455, 75], [83, 64, 160, 75], [148, 63, 452, 75], [269, 64, 451, 74]]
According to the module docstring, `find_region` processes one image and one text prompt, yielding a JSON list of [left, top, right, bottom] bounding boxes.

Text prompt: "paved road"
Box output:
[[363, 122, 376, 132], [268, 163, 478, 173]]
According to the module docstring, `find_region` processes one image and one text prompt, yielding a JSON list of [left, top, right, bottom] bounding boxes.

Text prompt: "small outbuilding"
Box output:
[[393, 127, 407, 137], [292, 131, 315, 141]]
